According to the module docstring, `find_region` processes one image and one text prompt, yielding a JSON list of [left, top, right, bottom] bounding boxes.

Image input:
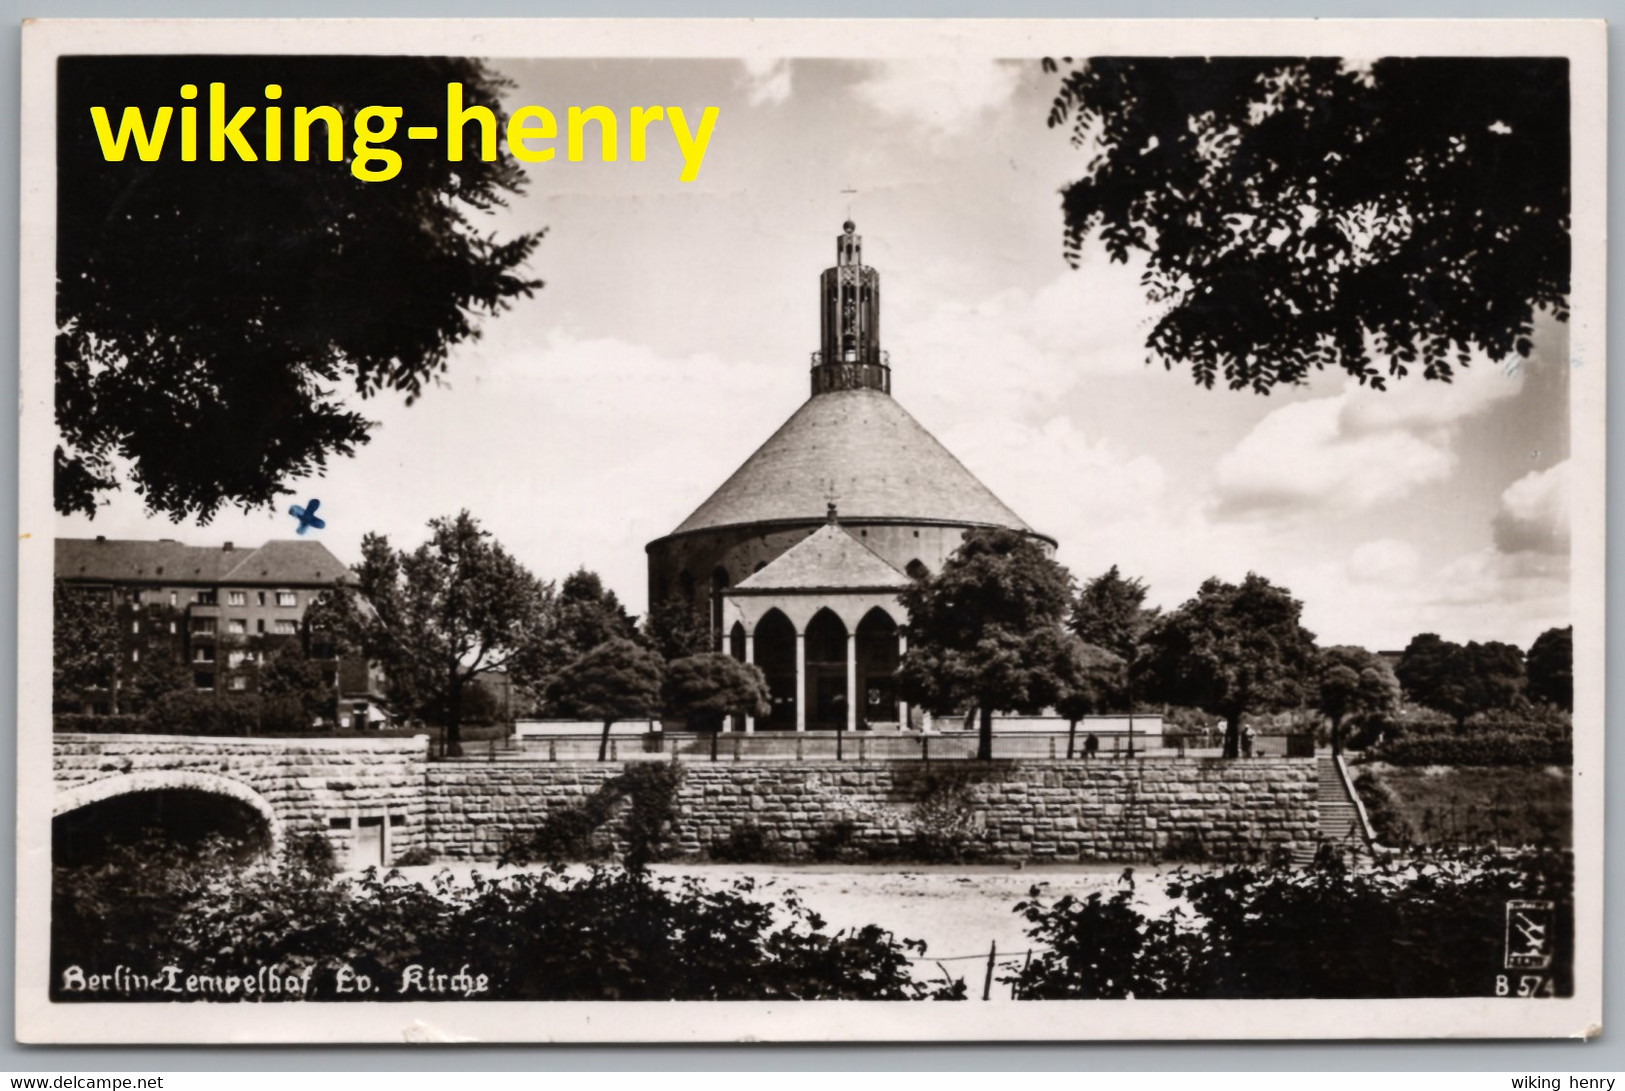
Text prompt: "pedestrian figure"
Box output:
[[1119, 867, 1135, 892], [1242, 723, 1256, 758], [1083, 732, 1099, 760]]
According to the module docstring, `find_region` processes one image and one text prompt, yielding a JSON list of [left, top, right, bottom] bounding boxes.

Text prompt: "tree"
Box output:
[[56, 56, 544, 521], [53, 583, 121, 712], [1069, 565, 1158, 696], [661, 653, 771, 732], [547, 568, 640, 669], [1526, 626, 1573, 712], [1051, 637, 1128, 759], [1136, 573, 1318, 758], [1394, 633, 1526, 728], [897, 528, 1075, 761], [256, 642, 337, 730], [643, 592, 713, 663], [1045, 57, 1568, 393], [547, 638, 665, 761], [1316, 645, 1401, 756], [371, 512, 554, 755]]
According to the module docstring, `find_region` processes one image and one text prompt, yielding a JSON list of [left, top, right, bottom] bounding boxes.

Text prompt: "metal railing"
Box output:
[[455, 730, 1186, 764]]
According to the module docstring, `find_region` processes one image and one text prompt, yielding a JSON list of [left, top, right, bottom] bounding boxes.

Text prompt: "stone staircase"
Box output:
[[1293, 753, 1374, 866]]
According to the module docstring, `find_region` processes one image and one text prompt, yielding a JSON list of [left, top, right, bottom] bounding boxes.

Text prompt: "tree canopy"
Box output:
[[897, 528, 1075, 760], [661, 653, 771, 732], [53, 583, 121, 713], [1046, 57, 1568, 393], [1395, 633, 1526, 727], [1525, 626, 1573, 712], [361, 512, 554, 753], [1051, 636, 1128, 758], [1069, 564, 1157, 692], [1315, 645, 1401, 755], [56, 56, 543, 521], [642, 593, 713, 663], [547, 638, 665, 761], [1135, 572, 1318, 757]]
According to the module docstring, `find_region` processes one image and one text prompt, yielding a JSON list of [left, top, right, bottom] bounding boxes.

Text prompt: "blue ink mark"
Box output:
[[289, 499, 326, 535]]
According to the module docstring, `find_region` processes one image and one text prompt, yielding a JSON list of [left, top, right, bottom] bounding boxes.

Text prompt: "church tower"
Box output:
[[813, 221, 888, 395], [646, 221, 1053, 729]]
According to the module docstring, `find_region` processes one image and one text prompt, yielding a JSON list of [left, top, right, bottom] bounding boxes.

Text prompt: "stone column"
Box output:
[[795, 631, 807, 732], [845, 631, 858, 734], [743, 631, 756, 735], [897, 631, 910, 731]]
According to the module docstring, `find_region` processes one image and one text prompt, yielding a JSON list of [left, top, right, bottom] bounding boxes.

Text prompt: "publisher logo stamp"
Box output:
[[1505, 900, 1555, 971]]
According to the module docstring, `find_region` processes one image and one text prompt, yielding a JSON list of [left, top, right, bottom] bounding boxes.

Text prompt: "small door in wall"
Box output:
[[353, 815, 385, 869]]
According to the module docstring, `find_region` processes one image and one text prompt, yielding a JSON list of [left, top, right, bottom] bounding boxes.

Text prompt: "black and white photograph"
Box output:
[[15, 18, 1606, 1043]]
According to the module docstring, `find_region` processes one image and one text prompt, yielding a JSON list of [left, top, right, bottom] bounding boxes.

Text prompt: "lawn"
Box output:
[[1353, 762, 1571, 849]]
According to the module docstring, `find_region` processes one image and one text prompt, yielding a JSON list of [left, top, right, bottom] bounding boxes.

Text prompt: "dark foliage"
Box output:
[[1068, 565, 1157, 671], [661, 653, 771, 732], [1045, 57, 1568, 393], [53, 584, 121, 712], [52, 836, 965, 1002], [1372, 732, 1571, 767], [546, 638, 665, 762], [1316, 645, 1401, 755], [503, 761, 685, 871], [1525, 626, 1574, 712], [56, 56, 542, 521], [642, 593, 713, 663], [1011, 849, 1572, 998], [1135, 572, 1318, 757], [1395, 633, 1526, 727], [898, 528, 1076, 761]]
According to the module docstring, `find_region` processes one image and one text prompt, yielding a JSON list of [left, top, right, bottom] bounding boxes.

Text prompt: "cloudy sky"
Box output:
[[57, 56, 1573, 651]]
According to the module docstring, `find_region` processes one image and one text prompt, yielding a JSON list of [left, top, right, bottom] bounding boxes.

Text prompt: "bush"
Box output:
[[1372, 732, 1571, 766], [52, 836, 966, 1002], [1009, 848, 1573, 999], [502, 762, 684, 869], [1353, 770, 1415, 846], [53, 714, 148, 734], [708, 823, 780, 863]]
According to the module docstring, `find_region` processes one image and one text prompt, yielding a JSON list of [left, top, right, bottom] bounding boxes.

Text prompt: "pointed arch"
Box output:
[[710, 566, 731, 637], [753, 608, 797, 730]]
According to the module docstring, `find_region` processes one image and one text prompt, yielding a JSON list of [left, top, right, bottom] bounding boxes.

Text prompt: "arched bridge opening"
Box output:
[[53, 774, 280, 868]]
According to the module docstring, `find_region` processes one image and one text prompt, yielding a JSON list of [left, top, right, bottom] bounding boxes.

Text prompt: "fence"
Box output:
[[456, 729, 1179, 764]]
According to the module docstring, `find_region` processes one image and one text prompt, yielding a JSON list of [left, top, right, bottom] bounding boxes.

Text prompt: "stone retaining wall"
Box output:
[[53, 734, 430, 863], [425, 758, 1318, 863]]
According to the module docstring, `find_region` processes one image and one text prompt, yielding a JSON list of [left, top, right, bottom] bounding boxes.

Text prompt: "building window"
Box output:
[[130, 648, 140, 663], [277, 590, 298, 607], [192, 618, 217, 635], [227, 618, 247, 635], [128, 589, 142, 606], [194, 647, 215, 663], [227, 650, 248, 668], [257, 619, 266, 634], [275, 619, 298, 635], [130, 620, 140, 634], [228, 591, 246, 606], [229, 675, 248, 692], [195, 590, 217, 606], [194, 672, 214, 690], [257, 591, 267, 606], [169, 620, 177, 634]]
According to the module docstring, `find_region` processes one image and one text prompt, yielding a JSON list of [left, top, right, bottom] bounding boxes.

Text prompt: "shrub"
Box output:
[[811, 819, 861, 863], [1372, 732, 1571, 766], [51, 836, 965, 1002], [708, 823, 780, 863], [52, 714, 147, 734], [1010, 848, 1573, 999], [502, 761, 684, 870], [905, 769, 986, 863], [1353, 770, 1414, 846]]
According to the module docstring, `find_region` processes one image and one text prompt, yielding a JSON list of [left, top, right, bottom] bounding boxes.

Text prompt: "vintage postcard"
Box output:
[[15, 18, 1605, 1043]]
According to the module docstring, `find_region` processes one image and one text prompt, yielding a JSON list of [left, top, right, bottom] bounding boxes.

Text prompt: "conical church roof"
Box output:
[[669, 387, 1035, 537]]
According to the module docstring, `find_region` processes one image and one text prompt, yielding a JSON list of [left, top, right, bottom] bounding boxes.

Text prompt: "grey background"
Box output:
[[0, 0, 1618, 1072]]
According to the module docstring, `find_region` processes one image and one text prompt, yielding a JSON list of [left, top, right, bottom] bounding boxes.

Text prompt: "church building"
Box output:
[[645, 222, 1054, 733]]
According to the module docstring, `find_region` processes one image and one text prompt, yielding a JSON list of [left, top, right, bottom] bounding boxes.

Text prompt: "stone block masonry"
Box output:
[[424, 758, 1319, 863], [54, 735, 1318, 865], [53, 734, 430, 864]]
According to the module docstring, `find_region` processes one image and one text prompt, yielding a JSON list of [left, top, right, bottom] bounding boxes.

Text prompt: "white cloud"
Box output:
[[738, 58, 792, 107], [1211, 368, 1521, 520], [1346, 538, 1422, 585], [852, 59, 1022, 138], [1493, 460, 1570, 555]]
